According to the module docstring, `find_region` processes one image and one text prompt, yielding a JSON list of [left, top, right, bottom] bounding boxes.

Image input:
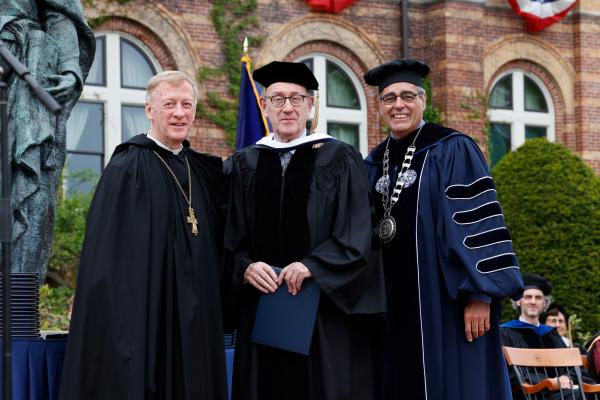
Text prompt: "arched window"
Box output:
[[65, 32, 160, 193], [297, 54, 368, 155], [487, 70, 554, 166]]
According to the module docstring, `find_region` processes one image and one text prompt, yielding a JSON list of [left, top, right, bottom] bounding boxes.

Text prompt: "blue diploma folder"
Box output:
[[251, 268, 321, 356]]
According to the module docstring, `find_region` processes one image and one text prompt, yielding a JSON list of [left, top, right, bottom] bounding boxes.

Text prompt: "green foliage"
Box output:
[[88, 16, 108, 30], [493, 139, 600, 340], [48, 170, 97, 288], [461, 91, 490, 148], [48, 191, 92, 286], [39, 284, 73, 331], [198, 0, 263, 148], [423, 78, 443, 125], [42, 170, 96, 329]]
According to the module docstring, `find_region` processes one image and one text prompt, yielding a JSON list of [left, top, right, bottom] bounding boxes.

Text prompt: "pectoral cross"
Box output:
[[187, 207, 198, 236]]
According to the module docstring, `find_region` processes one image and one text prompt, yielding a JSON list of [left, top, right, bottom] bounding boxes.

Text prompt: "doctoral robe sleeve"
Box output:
[[434, 135, 523, 302], [302, 147, 386, 315]]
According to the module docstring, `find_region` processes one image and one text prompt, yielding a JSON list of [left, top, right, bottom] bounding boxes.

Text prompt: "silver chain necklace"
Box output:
[[376, 124, 424, 243]]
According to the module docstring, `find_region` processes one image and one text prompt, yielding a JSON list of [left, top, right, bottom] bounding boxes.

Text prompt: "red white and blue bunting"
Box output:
[[305, 0, 356, 13], [508, 0, 578, 32]]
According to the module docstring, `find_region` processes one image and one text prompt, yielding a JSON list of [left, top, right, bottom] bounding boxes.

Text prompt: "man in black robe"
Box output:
[[60, 71, 229, 400], [363, 59, 524, 400], [501, 273, 595, 398], [225, 61, 386, 400]]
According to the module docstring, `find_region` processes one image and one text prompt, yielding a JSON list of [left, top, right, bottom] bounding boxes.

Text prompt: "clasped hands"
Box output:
[[244, 261, 311, 295]]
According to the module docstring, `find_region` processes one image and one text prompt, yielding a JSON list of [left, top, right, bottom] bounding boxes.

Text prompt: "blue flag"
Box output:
[[235, 57, 269, 150]]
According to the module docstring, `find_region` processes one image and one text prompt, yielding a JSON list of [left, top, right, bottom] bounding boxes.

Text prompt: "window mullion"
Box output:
[[105, 34, 121, 91], [521, 112, 553, 125], [513, 71, 524, 113], [512, 121, 525, 150], [105, 97, 122, 164], [325, 109, 364, 122]]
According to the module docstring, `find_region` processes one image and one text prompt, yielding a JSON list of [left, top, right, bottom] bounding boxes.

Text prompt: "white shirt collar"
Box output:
[[256, 131, 334, 150], [146, 132, 184, 155]]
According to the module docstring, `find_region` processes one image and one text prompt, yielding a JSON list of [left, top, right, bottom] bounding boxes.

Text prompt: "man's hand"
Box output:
[[244, 262, 279, 293], [464, 300, 491, 342], [278, 262, 312, 296], [557, 375, 573, 389]]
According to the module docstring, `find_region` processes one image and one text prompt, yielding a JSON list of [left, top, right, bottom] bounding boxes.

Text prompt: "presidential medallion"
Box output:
[[375, 174, 390, 194], [378, 216, 397, 243], [378, 126, 423, 244], [399, 169, 418, 188]]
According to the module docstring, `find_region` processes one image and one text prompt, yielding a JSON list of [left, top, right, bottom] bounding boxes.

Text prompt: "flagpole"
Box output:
[[402, 0, 409, 57], [239, 37, 269, 138]]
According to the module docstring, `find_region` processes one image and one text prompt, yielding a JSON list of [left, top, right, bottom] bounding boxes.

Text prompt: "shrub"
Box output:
[[48, 171, 95, 287], [42, 169, 96, 330], [493, 139, 600, 340], [39, 284, 73, 331]]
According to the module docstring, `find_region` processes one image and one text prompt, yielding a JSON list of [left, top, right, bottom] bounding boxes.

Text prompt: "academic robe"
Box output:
[[60, 135, 229, 400], [500, 321, 596, 399], [364, 123, 524, 400], [225, 138, 386, 400]]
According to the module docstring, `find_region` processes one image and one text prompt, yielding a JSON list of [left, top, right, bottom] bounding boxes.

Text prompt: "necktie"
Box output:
[[280, 151, 292, 175]]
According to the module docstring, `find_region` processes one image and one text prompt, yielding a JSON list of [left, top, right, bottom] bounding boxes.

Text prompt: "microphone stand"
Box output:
[[0, 38, 61, 400]]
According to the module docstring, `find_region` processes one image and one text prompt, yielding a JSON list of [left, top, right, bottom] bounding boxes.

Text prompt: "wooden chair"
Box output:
[[503, 346, 600, 400], [582, 355, 590, 371]]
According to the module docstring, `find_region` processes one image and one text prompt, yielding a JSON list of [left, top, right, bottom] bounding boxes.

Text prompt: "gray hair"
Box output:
[[146, 71, 199, 103]]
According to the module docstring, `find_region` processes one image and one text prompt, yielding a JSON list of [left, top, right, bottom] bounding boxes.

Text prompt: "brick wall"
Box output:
[[84, 0, 600, 172]]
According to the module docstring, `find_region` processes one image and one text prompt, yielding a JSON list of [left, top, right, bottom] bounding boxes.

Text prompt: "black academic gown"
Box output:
[[225, 138, 386, 400], [60, 135, 229, 400]]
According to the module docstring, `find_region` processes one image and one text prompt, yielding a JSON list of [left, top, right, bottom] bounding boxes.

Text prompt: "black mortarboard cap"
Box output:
[[545, 303, 568, 318], [541, 302, 569, 326], [522, 272, 552, 295], [253, 61, 319, 91], [364, 59, 430, 91]]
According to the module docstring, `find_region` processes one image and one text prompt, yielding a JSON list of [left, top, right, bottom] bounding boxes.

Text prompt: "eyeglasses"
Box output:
[[379, 91, 420, 106], [265, 95, 308, 108]]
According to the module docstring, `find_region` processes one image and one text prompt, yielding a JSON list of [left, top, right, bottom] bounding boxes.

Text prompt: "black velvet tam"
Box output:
[[523, 272, 552, 295], [253, 61, 319, 91], [364, 58, 430, 91]]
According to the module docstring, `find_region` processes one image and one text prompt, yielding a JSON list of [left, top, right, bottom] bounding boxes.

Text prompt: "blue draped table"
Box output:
[[226, 348, 234, 399], [0, 338, 66, 400], [0, 339, 234, 400]]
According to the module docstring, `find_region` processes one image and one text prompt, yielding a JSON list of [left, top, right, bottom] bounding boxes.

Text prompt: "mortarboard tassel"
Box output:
[[309, 91, 320, 134]]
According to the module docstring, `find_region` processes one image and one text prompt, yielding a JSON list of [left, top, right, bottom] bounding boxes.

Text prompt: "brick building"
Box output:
[[66, 0, 600, 190]]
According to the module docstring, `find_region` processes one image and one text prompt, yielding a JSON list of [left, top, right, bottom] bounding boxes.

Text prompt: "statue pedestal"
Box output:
[[0, 272, 40, 339]]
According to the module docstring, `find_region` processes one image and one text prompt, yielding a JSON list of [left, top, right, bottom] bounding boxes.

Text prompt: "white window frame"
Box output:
[[296, 53, 368, 155], [488, 70, 555, 151], [79, 31, 161, 164]]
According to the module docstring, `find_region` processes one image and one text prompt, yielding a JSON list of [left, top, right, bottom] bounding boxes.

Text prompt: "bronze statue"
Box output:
[[0, 0, 95, 279]]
